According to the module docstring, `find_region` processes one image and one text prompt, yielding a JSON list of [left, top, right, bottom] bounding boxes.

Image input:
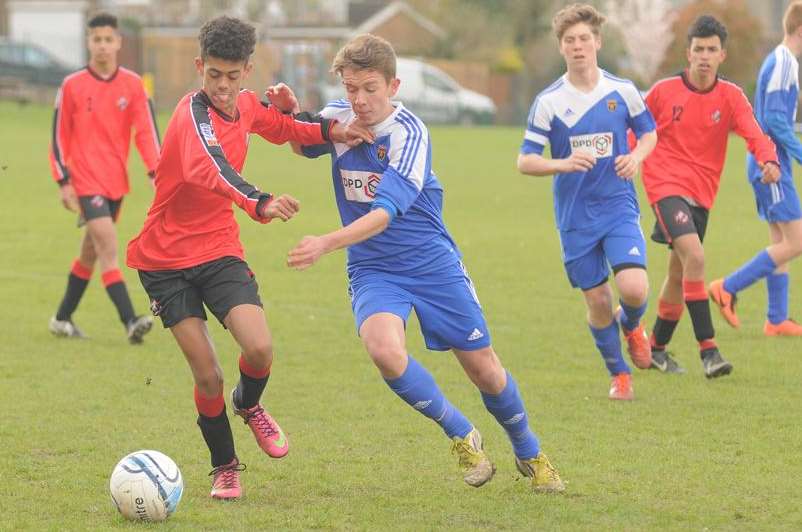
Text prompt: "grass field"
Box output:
[[2, 100, 802, 530]]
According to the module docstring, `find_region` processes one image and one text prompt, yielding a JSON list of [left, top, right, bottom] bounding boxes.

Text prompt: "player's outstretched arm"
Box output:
[[287, 208, 390, 270], [517, 152, 596, 176]]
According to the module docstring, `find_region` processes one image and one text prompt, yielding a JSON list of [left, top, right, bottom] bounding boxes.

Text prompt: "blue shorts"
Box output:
[[752, 178, 802, 223], [348, 261, 491, 352], [560, 217, 647, 290]]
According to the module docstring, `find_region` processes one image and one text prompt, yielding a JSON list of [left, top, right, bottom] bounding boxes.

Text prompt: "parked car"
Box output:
[[319, 57, 496, 125], [0, 38, 73, 87]]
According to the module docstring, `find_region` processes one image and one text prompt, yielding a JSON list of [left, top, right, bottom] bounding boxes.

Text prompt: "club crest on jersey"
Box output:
[[570, 132, 614, 158], [376, 144, 387, 161], [199, 122, 219, 146], [711, 110, 721, 123], [117, 96, 128, 111], [340, 169, 382, 202], [607, 99, 617, 112]]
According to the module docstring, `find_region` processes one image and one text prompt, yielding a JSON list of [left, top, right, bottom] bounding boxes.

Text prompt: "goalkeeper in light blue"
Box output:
[[281, 33, 563, 492], [710, 1, 802, 336]]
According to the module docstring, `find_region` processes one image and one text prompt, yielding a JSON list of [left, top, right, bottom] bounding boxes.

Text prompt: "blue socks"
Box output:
[[767, 272, 789, 325], [385, 355, 472, 439], [481, 372, 540, 459], [724, 250, 777, 295], [590, 320, 630, 375], [618, 299, 647, 332]]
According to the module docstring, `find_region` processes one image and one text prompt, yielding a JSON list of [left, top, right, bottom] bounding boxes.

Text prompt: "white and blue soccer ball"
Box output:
[[109, 450, 183, 522]]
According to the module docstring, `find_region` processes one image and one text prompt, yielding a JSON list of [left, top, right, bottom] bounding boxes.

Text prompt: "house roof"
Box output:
[[266, 1, 445, 42]]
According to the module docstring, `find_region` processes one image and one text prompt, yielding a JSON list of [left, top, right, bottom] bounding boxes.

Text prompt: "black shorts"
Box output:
[[78, 195, 123, 225], [651, 196, 710, 247], [137, 256, 262, 328]]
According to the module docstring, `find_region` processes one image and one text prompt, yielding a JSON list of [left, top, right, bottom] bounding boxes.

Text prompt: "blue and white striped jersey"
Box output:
[[521, 69, 655, 231], [301, 101, 460, 275], [748, 44, 802, 181]]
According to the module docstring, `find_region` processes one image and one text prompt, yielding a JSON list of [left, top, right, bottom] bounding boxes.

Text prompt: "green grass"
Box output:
[[2, 100, 802, 530]]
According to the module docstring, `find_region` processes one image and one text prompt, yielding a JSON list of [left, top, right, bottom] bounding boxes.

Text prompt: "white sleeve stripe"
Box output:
[[396, 111, 424, 178], [188, 94, 256, 202], [524, 131, 548, 145]]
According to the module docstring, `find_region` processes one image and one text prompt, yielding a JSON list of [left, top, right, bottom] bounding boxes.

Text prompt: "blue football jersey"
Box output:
[[747, 45, 800, 181], [521, 69, 655, 231], [301, 101, 460, 275]]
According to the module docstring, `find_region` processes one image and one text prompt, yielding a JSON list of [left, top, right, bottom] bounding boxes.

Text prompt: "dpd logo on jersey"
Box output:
[[570, 132, 614, 158], [340, 169, 382, 202], [117, 96, 129, 111]]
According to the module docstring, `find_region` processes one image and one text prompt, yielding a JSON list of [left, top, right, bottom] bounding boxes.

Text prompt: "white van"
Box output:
[[318, 57, 496, 125]]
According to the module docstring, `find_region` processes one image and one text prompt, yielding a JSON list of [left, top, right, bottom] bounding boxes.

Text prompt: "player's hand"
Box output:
[[560, 152, 596, 173], [760, 162, 781, 184], [262, 194, 300, 221], [265, 83, 300, 114], [615, 153, 641, 180], [329, 120, 375, 147], [287, 235, 327, 270], [59, 183, 79, 212]]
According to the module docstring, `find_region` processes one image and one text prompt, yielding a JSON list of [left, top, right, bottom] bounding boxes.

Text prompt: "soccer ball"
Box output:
[[109, 450, 183, 522]]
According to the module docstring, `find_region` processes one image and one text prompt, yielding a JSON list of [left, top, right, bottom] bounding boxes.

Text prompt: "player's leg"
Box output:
[[718, 216, 802, 335], [582, 280, 633, 399], [562, 230, 632, 396], [171, 317, 242, 499], [138, 267, 241, 499], [604, 219, 651, 369], [83, 196, 152, 343], [354, 275, 484, 485], [649, 251, 686, 373], [452, 346, 563, 492], [763, 220, 802, 335], [199, 257, 288, 458], [361, 312, 475, 441], [671, 233, 731, 378], [224, 304, 288, 458], [50, 229, 96, 338]]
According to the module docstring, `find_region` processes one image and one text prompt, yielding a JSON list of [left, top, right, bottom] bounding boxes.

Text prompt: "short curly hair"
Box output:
[[88, 12, 117, 30], [198, 16, 256, 62], [687, 15, 728, 46]]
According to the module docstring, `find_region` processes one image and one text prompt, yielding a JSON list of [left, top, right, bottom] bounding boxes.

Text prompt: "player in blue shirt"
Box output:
[[517, 4, 657, 400], [283, 34, 563, 492], [710, 1, 802, 336]]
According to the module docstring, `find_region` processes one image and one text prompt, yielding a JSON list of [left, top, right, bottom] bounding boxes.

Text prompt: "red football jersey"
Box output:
[[49, 66, 161, 198], [126, 90, 332, 271], [641, 71, 777, 209]]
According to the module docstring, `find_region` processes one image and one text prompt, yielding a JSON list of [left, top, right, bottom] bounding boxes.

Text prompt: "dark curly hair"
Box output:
[[198, 16, 256, 62], [88, 12, 117, 29], [687, 15, 728, 46]]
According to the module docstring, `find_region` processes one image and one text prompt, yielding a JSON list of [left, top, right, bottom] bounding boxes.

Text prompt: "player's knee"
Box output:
[[363, 337, 405, 373], [683, 248, 705, 273], [619, 283, 648, 306], [195, 367, 224, 397], [469, 353, 505, 394], [242, 341, 273, 368], [585, 290, 612, 315]]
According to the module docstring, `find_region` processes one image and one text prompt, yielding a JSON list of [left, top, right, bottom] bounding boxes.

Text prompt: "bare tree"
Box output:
[[605, 0, 676, 85]]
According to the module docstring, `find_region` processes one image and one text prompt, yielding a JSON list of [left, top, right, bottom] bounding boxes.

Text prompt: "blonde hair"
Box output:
[[331, 33, 396, 81], [785, 1, 802, 35], [552, 3, 606, 41]]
